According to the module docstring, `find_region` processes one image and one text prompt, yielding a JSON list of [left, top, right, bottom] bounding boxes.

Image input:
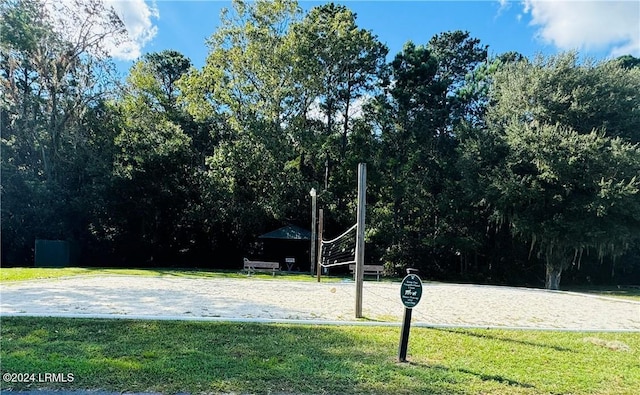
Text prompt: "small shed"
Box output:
[[258, 225, 311, 272], [35, 239, 79, 267]]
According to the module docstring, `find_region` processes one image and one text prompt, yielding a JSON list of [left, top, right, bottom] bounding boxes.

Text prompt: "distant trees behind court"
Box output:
[[2, 0, 640, 289]]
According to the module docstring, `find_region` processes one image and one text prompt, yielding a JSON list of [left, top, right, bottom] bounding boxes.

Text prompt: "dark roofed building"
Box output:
[[259, 225, 311, 241], [258, 225, 311, 271]]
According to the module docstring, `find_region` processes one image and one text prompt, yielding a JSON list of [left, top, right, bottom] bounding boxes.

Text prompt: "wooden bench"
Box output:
[[349, 264, 384, 281], [243, 258, 280, 276]]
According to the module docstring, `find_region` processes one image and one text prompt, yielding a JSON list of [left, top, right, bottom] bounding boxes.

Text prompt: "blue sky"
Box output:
[[110, 0, 640, 75]]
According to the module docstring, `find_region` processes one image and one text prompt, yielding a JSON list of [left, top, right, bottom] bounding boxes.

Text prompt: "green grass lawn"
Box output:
[[1, 317, 638, 394]]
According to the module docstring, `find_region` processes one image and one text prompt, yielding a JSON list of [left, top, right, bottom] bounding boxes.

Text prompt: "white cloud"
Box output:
[[496, 0, 512, 17], [306, 98, 325, 123], [307, 96, 371, 125], [44, 0, 158, 61], [522, 0, 640, 57], [106, 0, 159, 60]]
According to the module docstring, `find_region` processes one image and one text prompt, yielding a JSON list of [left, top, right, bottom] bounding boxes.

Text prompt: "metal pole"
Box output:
[[317, 209, 323, 283], [398, 268, 421, 362], [398, 307, 413, 362], [310, 189, 317, 274], [355, 163, 366, 318]]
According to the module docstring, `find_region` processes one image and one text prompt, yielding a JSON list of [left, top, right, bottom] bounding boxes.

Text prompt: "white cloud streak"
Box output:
[[522, 0, 640, 57], [106, 0, 159, 60], [43, 0, 158, 61]]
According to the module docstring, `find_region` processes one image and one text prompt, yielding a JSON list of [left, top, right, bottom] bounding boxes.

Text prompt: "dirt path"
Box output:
[[2, 276, 639, 330]]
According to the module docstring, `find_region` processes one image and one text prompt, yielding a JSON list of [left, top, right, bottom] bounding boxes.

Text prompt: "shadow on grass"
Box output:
[[1, 318, 474, 394], [457, 367, 535, 389], [434, 328, 575, 353], [408, 362, 535, 389]]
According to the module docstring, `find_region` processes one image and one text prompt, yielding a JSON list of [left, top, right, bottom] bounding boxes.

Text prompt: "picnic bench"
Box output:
[[243, 258, 280, 276], [348, 264, 384, 281]]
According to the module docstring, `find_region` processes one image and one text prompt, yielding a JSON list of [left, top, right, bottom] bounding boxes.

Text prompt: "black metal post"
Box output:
[[398, 306, 413, 362], [398, 268, 419, 362]]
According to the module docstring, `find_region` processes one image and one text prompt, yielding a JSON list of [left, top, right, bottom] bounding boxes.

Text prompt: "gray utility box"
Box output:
[[35, 240, 78, 267]]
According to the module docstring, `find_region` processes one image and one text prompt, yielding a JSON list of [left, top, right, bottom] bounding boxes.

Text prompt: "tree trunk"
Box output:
[[545, 264, 562, 290], [341, 77, 353, 161]]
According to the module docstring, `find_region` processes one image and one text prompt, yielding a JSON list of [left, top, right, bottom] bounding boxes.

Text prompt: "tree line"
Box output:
[[2, 0, 639, 289]]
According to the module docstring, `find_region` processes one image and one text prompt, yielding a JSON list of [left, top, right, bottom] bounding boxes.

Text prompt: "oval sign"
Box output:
[[400, 273, 423, 308]]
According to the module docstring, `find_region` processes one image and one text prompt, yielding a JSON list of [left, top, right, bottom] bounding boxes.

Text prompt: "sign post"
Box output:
[[398, 269, 423, 362]]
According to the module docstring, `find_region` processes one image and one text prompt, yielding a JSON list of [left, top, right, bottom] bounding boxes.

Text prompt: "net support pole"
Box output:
[[355, 163, 366, 318], [317, 209, 324, 283], [310, 189, 317, 275]]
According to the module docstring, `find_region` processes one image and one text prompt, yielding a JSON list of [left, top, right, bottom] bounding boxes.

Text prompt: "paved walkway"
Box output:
[[1, 276, 639, 331]]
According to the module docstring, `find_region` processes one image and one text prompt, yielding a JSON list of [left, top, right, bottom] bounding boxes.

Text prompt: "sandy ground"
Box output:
[[1, 275, 639, 330]]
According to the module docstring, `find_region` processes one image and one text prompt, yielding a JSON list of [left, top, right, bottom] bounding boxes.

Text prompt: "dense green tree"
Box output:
[[143, 50, 191, 109], [427, 30, 488, 132], [1, 0, 126, 182], [1, 0, 127, 264], [104, 50, 211, 265], [292, 4, 387, 160], [483, 124, 639, 289], [3, 0, 637, 288], [467, 53, 640, 289], [202, 0, 301, 124], [369, 42, 438, 271], [615, 55, 640, 69], [180, 0, 307, 258], [452, 52, 531, 280], [488, 52, 640, 142], [369, 32, 487, 276], [286, 3, 387, 232]]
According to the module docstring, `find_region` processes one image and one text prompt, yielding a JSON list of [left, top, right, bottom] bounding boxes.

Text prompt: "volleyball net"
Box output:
[[319, 224, 357, 268]]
